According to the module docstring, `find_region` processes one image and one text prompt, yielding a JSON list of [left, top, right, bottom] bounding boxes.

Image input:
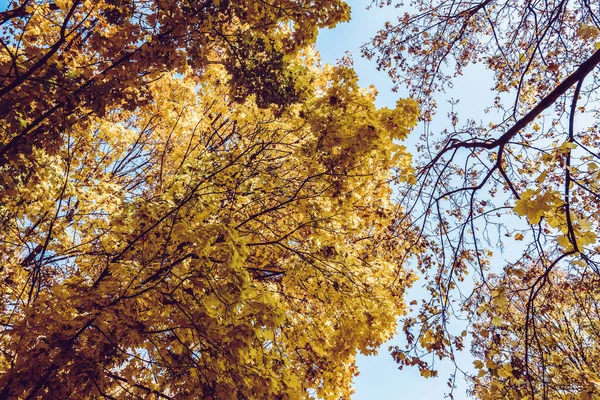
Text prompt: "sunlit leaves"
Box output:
[[0, 40, 419, 398], [0, 0, 351, 205], [513, 189, 563, 225]]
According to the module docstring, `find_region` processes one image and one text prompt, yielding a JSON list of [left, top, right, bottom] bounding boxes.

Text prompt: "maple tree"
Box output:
[[364, 0, 600, 398], [0, 2, 421, 395], [469, 270, 600, 399], [0, 0, 350, 200]]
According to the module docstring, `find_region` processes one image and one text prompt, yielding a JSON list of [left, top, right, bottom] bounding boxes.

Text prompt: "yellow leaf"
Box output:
[[573, 259, 587, 267], [536, 170, 548, 184], [577, 230, 597, 247], [514, 233, 524, 241], [513, 189, 561, 225], [557, 235, 572, 249], [559, 141, 577, 151], [578, 23, 600, 40]]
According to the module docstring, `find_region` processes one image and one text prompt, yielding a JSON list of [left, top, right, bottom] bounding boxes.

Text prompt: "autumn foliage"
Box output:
[[366, 0, 600, 398], [5, 0, 600, 398], [0, 0, 422, 398]]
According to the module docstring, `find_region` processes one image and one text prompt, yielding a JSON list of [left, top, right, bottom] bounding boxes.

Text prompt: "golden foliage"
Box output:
[[0, 38, 419, 398], [0, 0, 350, 197]]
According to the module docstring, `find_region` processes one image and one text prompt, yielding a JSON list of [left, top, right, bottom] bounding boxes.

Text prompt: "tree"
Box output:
[[470, 270, 600, 399], [0, 39, 420, 399], [364, 0, 600, 398], [0, 0, 350, 204]]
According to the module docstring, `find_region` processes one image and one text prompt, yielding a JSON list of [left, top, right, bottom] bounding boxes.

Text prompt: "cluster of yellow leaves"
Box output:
[[512, 140, 598, 252], [0, 44, 419, 398], [513, 189, 563, 225], [471, 272, 600, 400], [577, 23, 600, 49]]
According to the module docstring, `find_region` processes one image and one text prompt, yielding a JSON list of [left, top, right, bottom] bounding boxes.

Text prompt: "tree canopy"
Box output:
[[0, 1, 421, 397], [5, 0, 600, 398], [365, 0, 600, 398], [0, 0, 349, 197]]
